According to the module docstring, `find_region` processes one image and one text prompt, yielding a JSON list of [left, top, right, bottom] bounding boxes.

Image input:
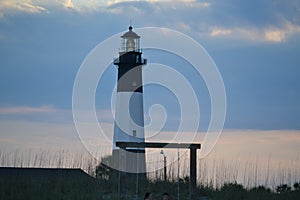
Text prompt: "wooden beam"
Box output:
[[116, 142, 200, 149]]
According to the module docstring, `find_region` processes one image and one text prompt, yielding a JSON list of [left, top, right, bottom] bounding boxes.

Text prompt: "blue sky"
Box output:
[[0, 0, 300, 173], [1, 0, 299, 128]]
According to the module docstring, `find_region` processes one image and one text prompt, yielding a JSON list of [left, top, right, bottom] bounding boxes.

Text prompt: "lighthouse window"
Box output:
[[133, 130, 137, 137], [136, 55, 139, 63]]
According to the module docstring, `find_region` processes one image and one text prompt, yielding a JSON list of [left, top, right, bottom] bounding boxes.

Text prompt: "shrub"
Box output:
[[293, 182, 299, 190], [276, 184, 291, 193]]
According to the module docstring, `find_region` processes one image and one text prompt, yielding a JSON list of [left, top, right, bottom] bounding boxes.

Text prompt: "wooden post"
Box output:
[[163, 155, 167, 182], [119, 147, 126, 200], [189, 147, 197, 200]]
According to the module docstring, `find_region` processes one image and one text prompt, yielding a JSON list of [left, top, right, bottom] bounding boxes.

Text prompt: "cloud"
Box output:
[[210, 27, 232, 37], [0, 0, 83, 16], [218, 129, 300, 145], [0, 0, 211, 17], [264, 30, 285, 42], [0, 105, 116, 125], [62, 0, 77, 10], [207, 21, 300, 43], [106, 0, 204, 6], [0, 105, 56, 114], [1, 0, 298, 44], [203, 0, 300, 43], [263, 22, 300, 42], [103, 0, 299, 43], [0, 0, 48, 15]]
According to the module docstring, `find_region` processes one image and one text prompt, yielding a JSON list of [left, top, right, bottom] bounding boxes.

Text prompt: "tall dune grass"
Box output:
[[145, 149, 300, 191], [0, 147, 299, 191]]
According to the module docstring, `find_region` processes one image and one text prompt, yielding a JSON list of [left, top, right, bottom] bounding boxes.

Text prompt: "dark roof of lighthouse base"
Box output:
[[0, 167, 102, 199]]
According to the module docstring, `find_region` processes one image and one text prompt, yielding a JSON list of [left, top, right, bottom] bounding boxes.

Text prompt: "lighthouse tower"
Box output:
[[112, 26, 147, 173]]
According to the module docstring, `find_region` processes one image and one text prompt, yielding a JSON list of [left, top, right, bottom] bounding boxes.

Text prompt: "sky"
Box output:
[[0, 0, 300, 184]]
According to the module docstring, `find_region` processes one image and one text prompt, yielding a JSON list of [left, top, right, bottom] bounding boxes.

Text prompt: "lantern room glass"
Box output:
[[121, 37, 140, 52]]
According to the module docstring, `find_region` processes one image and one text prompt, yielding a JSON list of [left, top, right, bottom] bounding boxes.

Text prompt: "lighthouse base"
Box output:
[[112, 148, 146, 173], [112, 149, 146, 199]]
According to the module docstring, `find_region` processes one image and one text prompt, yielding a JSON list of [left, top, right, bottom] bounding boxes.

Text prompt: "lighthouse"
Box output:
[[112, 26, 147, 173]]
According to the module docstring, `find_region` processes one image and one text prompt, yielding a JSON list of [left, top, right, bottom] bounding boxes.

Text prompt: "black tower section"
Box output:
[[114, 51, 146, 93]]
